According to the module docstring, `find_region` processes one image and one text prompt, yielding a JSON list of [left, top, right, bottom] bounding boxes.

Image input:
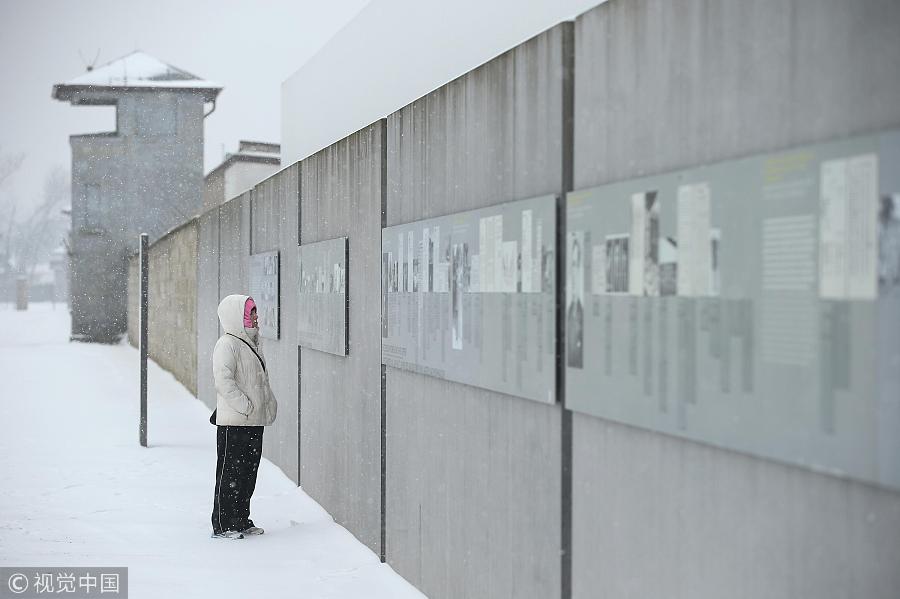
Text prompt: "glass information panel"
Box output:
[[298, 237, 348, 356], [248, 250, 280, 340], [565, 129, 900, 489], [382, 195, 558, 404]]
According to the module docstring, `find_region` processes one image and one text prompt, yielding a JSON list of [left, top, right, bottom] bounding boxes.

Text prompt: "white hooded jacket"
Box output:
[[211, 294, 278, 426]]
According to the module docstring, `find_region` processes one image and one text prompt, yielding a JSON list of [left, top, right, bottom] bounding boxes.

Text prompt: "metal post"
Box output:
[[139, 233, 149, 447]]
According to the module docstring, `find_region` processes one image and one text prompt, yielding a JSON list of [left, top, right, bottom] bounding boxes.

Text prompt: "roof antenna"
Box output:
[[78, 49, 101, 72]]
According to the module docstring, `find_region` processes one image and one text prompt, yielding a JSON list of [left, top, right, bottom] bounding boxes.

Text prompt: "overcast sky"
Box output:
[[0, 0, 368, 214]]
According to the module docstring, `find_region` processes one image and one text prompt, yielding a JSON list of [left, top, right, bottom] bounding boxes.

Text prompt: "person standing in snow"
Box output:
[[209, 294, 278, 539]]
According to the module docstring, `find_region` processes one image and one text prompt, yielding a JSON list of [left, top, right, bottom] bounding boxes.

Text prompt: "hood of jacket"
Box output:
[[217, 294, 255, 346]]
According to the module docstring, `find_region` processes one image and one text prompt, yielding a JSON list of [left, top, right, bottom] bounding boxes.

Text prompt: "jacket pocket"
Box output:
[[241, 396, 253, 417], [256, 375, 276, 423], [269, 397, 278, 422]]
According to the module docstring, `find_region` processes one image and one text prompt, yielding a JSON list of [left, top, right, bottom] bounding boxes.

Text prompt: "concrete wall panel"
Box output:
[[251, 165, 300, 484], [298, 122, 385, 554], [384, 23, 572, 599], [127, 256, 138, 348], [571, 1, 900, 597], [573, 0, 900, 190], [125, 220, 198, 396], [217, 193, 250, 300], [147, 220, 198, 395], [218, 192, 297, 477], [196, 207, 220, 412]]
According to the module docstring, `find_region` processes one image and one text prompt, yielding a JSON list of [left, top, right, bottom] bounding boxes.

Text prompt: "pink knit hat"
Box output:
[[243, 297, 257, 328]]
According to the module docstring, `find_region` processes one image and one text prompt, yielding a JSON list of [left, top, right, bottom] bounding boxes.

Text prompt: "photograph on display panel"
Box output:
[[565, 231, 585, 369], [629, 190, 660, 296], [880, 193, 900, 293]]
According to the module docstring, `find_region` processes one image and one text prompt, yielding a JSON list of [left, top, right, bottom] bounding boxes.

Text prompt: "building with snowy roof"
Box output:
[[203, 140, 280, 211], [52, 51, 221, 342]]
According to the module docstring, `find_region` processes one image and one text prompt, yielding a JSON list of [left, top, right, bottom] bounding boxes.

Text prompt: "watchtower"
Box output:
[[52, 51, 222, 342]]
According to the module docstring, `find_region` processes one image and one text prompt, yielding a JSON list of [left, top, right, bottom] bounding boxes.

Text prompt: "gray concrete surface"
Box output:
[[384, 23, 572, 599], [126, 219, 198, 396], [127, 255, 138, 350], [217, 192, 250, 301], [196, 206, 221, 413], [251, 165, 300, 484], [299, 122, 385, 555], [571, 0, 900, 597]]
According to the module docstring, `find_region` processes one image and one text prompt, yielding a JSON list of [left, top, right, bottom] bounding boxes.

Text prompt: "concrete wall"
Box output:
[[196, 206, 220, 412], [251, 165, 300, 484], [194, 126, 387, 545], [298, 122, 386, 555], [384, 23, 572, 599], [203, 160, 282, 212], [150, 221, 198, 395], [127, 255, 138, 348], [228, 162, 280, 203], [202, 169, 225, 213], [126, 218, 199, 396], [177, 2, 900, 598], [194, 182, 300, 483], [570, 1, 900, 598]]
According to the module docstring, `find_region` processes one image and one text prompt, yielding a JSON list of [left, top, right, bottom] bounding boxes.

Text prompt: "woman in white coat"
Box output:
[[209, 294, 278, 539]]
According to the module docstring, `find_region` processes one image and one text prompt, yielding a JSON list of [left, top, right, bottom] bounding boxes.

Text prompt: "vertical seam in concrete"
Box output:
[[276, 251, 282, 341], [193, 222, 199, 395], [561, 21, 574, 195], [380, 119, 388, 229], [380, 363, 387, 563], [559, 20, 575, 599], [297, 164, 303, 486], [216, 206, 221, 338], [344, 237, 350, 355], [297, 345, 303, 487], [379, 118, 388, 564], [298, 163, 303, 246]]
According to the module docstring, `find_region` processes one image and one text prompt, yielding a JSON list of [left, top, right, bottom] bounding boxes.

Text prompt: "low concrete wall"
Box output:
[[127, 218, 199, 396], [127, 255, 138, 348]]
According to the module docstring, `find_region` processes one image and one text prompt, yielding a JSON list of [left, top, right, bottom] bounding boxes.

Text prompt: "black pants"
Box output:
[[211, 425, 263, 534]]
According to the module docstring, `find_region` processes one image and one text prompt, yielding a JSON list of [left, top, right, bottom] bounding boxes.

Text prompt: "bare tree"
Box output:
[[9, 166, 70, 280], [0, 148, 25, 296], [0, 147, 25, 189]]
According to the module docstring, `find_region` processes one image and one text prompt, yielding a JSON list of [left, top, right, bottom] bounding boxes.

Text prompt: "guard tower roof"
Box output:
[[52, 51, 222, 102]]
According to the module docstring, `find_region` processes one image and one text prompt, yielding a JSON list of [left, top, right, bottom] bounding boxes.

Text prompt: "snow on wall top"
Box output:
[[53, 51, 222, 100]]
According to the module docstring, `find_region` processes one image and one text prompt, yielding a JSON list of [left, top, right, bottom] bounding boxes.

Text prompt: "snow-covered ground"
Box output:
[[0, 303, 424, 599]]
